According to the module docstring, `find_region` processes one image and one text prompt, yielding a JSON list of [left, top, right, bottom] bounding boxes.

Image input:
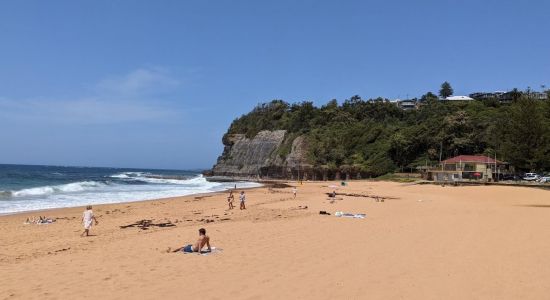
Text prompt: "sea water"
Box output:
[[0, 164, 260, 214]]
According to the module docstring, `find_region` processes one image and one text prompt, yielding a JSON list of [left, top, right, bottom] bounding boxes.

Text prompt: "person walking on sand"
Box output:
[[81, 205, 98, 237], [171, 228, 211, 254], [239, 191, 246, 210], [227, 190, 235, 209], [292, 187, 297, 198]]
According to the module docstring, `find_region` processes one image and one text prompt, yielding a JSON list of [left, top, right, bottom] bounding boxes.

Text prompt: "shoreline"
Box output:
[[0, 182, 265, 218], [0, 178, 330, 217], [6, 176, 548, 219]]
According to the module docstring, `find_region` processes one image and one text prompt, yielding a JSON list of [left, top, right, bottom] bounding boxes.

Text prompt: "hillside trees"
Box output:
[[502, 97, 550, 171], [225, 95, 550, 176]]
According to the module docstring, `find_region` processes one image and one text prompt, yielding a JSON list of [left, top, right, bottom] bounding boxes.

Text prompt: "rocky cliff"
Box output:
[[211, 130, 310, 178]]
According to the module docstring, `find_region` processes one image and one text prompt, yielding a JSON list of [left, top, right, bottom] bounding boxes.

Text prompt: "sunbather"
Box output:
[[172, 228, 211, 254]]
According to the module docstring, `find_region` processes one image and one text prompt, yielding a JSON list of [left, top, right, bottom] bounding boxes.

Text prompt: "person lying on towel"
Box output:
[[172, 228, 211, 254]]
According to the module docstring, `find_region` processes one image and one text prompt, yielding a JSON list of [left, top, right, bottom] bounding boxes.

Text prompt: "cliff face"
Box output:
[[212, 130, 309, 178]]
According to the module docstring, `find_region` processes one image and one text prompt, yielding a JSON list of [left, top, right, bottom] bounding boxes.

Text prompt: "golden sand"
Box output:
[[1, 181, 550, 299]]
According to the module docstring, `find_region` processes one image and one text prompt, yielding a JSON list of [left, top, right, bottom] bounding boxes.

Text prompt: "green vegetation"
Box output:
[[439, 81, 454, 98], [374, 173, 420, 183], [226, 95, 550, 177], [276, 132, 299, 159]]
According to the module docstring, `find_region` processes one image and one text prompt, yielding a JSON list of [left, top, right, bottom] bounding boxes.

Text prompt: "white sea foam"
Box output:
[[136, 175, 219, 186], [0, 175, 262, 214], [109, 171, 147, 179], [110, 172, 214, 186], [12, 181, 106, 197]]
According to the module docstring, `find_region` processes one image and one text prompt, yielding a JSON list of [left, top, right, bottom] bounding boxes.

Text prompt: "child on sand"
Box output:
[[81, 205, 98, 237], [239, 191, 246, 210], [227, 190, 235, 209], [292, 187, 297, 198]]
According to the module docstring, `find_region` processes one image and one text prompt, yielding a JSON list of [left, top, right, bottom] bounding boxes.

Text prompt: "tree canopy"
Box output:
[[439, 81, 454, 98], [226, 96, 550, 176]]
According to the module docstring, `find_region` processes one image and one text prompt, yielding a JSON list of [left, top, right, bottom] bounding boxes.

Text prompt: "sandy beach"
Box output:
[[1, 180, 550, 299]]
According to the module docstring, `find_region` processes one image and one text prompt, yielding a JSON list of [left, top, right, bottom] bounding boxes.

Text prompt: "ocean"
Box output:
[[0, 164, 260, 215]]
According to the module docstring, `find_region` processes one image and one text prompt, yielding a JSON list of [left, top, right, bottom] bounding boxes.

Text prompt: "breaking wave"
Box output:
[[11, 181, 107, 197], [0, 171, 261, 214]]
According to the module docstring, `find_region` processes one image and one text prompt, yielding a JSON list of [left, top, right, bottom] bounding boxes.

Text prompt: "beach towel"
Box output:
[[200, 247, 223, 256], [335, 211, 365, 219], [182, 247, 223, 256]]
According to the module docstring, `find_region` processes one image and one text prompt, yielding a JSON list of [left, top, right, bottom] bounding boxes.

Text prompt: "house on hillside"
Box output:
[[470, 90, 548, 103], [427, 155, 509, 182], [498, 91, 517, 103], [469, 91, 505, 101], [443, 95, 474, 101], [529, 91, 548, 100], [396, 99, 417, 110]]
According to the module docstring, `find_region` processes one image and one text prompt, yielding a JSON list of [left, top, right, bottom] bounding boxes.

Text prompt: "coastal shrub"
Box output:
[[277, 132, 299, 160]]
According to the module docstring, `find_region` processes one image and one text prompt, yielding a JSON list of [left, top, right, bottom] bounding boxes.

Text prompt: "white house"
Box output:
[[444, 95, 474, 101]]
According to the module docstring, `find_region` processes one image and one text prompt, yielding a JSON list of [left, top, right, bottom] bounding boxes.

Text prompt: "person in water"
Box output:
[[172, 228, 211, 254]]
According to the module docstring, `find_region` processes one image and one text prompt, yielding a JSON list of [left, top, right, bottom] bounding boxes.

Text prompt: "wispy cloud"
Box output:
[[0, 67, 184, 124], [95, 67, 180, 97]]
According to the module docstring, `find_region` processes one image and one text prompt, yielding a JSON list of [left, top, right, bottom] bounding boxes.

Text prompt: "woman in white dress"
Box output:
[[81, 205, 98, 237]]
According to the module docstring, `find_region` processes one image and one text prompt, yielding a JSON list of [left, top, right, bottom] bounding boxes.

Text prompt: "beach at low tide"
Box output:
[[1, 180, 550, 299]]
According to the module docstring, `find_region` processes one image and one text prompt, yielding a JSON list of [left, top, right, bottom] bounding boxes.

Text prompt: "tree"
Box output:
[[509, 88, 522, 102], [439, 81, 454, 99], [420, 92, 438, 102], [439, 110, 476, 156], [502, 97, 548, 171]]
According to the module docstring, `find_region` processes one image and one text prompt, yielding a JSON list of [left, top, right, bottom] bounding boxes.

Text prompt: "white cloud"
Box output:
[[95, 68, 180, 97], [0, 68, 183, 124]]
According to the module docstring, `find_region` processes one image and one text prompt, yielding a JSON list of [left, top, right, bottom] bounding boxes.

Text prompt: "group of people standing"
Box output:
[[227, 190, 246, 210], [226, 186, 298, 210]]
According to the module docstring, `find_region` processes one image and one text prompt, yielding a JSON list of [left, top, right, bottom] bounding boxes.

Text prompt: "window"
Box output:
[[463, 164, 475, 171], [444, 164, 456, 171]]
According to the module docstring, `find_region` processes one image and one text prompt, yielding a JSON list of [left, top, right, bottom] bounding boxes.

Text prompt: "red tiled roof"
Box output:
[[442, 155, 503, 164]]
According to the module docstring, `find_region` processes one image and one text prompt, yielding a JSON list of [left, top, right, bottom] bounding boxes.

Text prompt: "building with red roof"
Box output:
[[441, 155, 502, 165], [428, 155, 509, 182]]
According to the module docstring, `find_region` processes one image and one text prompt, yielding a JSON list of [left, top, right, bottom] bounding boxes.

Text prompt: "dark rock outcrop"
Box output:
[[212, 130, 310, 178], [211, 130, 369, 180]]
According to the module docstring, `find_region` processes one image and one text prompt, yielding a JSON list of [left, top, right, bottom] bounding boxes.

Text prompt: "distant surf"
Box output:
[[0, 165, 261, 214]]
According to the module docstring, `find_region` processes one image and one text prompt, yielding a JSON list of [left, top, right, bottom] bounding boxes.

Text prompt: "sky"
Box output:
[[1, 0, 549, 169]]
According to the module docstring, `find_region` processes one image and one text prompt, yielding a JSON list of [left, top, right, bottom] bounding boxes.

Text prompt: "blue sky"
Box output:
[[1, 0, 549, 169]]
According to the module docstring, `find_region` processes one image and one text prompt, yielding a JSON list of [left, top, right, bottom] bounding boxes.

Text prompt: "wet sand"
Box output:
[[1, 181, 550, 299]]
